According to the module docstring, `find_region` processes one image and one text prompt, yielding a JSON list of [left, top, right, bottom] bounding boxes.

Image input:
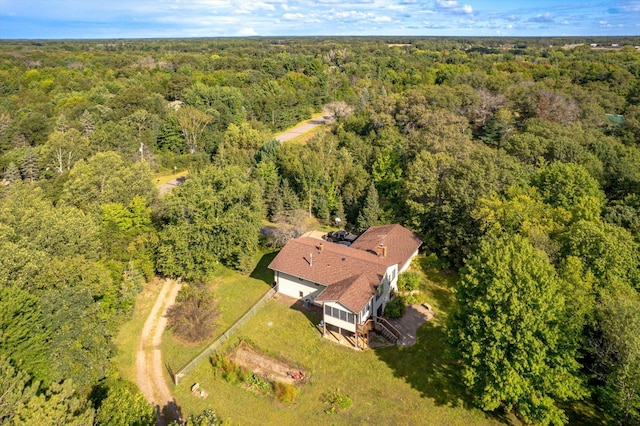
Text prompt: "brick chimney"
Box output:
[[376, 244, 387, 258]]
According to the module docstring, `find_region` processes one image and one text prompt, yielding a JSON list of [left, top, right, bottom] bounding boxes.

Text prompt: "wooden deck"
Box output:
[[323, 323, 367, 350]]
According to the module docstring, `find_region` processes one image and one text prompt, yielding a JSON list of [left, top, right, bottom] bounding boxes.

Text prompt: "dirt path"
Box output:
[[274, 110, 334, 143], [158, 176, 186, 196], [136, 278, 182, 425], [229, 343, 305, 385]]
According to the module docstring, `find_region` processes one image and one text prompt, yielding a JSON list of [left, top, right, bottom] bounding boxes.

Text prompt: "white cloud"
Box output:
[[237, 27, 258, 36], [373, 15, 392, 22], [436, 0, 458, 7], [283, 12, 305, 20], [237, 2, 276, 14], [435, 0, 473, 14]]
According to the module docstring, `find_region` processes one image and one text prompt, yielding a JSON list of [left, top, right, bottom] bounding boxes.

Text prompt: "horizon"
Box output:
[[1, 0, 639, 40]]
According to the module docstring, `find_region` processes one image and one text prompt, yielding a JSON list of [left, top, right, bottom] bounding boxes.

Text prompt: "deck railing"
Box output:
[[375, 316, 401, 341]]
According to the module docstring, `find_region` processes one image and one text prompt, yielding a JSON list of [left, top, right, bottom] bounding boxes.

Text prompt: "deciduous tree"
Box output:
[[449, 234, 586, 425]]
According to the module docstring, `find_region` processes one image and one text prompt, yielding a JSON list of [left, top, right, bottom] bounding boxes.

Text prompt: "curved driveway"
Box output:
[[157, 111, 334, 196], [274, 112, 334, 143]]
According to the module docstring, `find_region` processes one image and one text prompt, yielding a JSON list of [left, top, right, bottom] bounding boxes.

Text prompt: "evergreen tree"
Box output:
[[356, 184, 381, 232], [280, 179, 300, 213], [3, 161, 21, 184], [20, 148, 39, 182], [0, 357, 38, 424], [80, 110, 95, 138]]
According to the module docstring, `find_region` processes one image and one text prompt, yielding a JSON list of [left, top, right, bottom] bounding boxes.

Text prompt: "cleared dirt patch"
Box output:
[[229, 343, 306, 385]]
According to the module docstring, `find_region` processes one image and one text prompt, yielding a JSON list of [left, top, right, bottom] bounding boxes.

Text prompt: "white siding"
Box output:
[[323, 301, 356, 332], [398, 249, 419, 273], [360, 298, 373, 323], [275, 271, 325, 302], [386, 265, 399, 293]]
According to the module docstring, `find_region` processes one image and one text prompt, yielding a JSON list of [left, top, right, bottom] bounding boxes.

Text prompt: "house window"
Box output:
[[332, 307, 339, 318], [325, 305, 331, 315], [375, 284, 383, 301], [340, 310, 347, 321], [347, 313, 355, 324]]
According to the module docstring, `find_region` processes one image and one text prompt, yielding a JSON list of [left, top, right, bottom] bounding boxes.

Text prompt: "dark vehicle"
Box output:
[[324, 230, 358, 243]]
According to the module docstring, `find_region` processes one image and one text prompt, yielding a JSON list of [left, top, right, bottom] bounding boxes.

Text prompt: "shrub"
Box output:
[[176, 408, 220, 426], [274, 382, 298, 403], [167, 282, 218, 342], [398, 271, 421, 292], [246, 374, 273, 394], [384, 296, 405, 319], [404, 292, 420, 305], [321, 389, 352, 413], [211, 354, 240, 382]]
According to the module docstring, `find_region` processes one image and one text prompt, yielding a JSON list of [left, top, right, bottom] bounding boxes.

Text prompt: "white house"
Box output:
[[268, 224, 422, 346]]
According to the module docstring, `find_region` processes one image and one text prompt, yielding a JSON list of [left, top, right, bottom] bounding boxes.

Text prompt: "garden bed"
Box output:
[[228, 342, 308, 385]]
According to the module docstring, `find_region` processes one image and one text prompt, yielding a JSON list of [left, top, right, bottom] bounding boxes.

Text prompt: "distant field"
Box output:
[[154, 170, 188, 187]]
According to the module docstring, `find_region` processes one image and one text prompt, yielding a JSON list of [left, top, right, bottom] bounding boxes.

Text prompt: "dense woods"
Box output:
[[1, 36, 639, 424]]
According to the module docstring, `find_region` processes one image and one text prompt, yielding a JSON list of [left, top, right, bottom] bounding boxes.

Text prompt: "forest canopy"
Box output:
[[0, 36, 639, 425]]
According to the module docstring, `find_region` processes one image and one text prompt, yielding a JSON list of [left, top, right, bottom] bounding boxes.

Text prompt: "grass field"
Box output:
[[154, 169, 188, 187], [169, 257, 517, 426]]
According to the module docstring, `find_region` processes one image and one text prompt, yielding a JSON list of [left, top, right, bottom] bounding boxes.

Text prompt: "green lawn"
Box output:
[[169, 255, 516, 425], [162, 264, 274, 372], [154, 170, 188, 187], [171, 297, 509, 426], [118, 253, 604, 426]]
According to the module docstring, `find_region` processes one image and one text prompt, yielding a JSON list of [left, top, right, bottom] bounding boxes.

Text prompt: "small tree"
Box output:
[[96, 378, 155, 426], [166, 283, 218, 343]]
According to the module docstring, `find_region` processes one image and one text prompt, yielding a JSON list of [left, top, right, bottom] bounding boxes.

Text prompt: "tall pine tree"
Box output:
[[356, 183, 381, 232]]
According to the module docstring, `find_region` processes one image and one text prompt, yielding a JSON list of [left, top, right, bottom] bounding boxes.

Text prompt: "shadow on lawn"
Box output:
[[375, 322, 471, 408], [250, 251, 278, 285], [374, 323, 515, 424], [287, 299, 322, 329]]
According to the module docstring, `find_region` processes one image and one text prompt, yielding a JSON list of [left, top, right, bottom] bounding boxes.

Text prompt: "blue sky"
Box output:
[[1, 0, 639, 39]]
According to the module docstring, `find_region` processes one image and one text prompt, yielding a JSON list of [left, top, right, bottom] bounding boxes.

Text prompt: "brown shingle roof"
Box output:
[[268, 237, 388, 287], [315, 274, 377, 312], [350, 224, 422, 267], [268, 225, 423, 313]]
